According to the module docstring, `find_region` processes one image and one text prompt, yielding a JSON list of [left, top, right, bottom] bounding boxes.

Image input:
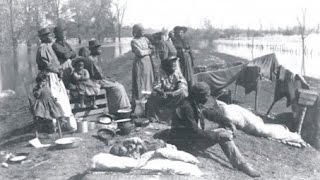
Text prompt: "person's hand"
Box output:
[[213, 128, 233, 141], [165, 92, 174, 98], [57, 70, 63, 79]]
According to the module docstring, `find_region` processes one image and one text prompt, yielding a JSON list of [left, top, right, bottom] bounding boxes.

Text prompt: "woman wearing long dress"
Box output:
[[172, 26, 195, 89], [131, 24, 155, 107], [36, 28, 77, 131], [78, 44, 131, 115]]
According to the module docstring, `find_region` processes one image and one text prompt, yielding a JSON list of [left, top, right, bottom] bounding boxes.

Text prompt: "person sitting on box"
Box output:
[[71, 57, 100, 109]]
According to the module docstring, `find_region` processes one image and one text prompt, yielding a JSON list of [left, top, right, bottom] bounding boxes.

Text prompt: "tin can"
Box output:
[[88, 121, 96, 130], [77, 119, 88, 133]]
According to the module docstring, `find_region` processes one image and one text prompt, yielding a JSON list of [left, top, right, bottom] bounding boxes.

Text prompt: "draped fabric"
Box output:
[[235, 66, 261, 94], [194, 64, 245, 94], [274, 66, 310, 106], [248, 53, 280, 81]]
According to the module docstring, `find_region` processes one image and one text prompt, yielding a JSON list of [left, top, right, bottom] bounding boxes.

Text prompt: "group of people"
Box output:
[[31, 26, 131, 133], [30, 23, 260, 177], [130, 24, 260, 177]]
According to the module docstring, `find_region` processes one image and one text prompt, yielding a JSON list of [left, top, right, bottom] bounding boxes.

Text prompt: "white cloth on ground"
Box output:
[[217, 100, 306, 147]]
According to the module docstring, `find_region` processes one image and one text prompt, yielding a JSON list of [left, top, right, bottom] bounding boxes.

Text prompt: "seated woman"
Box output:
[[71, 57, 100, 108], [78, 45, 131, 115], [146, 56, 188, 122]]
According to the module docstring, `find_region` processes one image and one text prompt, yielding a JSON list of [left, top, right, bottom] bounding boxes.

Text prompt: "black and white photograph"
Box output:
[[0, 0, 320, 179]]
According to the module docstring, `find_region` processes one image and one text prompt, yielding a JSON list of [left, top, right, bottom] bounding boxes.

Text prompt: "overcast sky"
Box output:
[[124, 0, 320, 30]]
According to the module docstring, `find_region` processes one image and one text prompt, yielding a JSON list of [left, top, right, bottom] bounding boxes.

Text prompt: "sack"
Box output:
[[91, 153, 138, 171], [140, 158, 203, 176], [155, 147, 199, 165], [137, 151, 156, 168]]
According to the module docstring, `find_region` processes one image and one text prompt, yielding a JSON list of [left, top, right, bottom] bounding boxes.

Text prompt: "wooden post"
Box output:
[[57, 119, 63, 138], [254, 80, 259, 112], [296, 107, 307, 134]]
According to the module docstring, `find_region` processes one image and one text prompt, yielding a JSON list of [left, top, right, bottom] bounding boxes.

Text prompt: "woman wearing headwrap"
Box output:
[[131, 24, 155, 109], [52, 26, 77, 88], [172, 26, 195, 89]]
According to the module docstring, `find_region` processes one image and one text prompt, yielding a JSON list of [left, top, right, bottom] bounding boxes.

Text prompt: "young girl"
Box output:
[[71, 57, 100, 108], [32, 72, 64, 134]]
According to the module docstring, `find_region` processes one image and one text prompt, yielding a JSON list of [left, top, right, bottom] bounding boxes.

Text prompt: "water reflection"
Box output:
[[215, 34, 320, 79], [0, 39, 131, 95]]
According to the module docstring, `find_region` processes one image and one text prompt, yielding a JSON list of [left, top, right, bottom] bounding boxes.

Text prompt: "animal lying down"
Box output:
[[214, 101, 306, 147]]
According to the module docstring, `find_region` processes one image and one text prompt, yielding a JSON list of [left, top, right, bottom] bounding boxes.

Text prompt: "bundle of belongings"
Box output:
[[216, 100, 307, 147], [91, 137, 203, 176]]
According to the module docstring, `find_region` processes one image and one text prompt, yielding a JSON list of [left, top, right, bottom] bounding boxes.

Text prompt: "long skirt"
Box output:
[[132, 56, 155, 101], [178, 52, 194, 88], [60, 59, 74, 88], [47, 72, 77, 131], [96, 79, 131, 114]]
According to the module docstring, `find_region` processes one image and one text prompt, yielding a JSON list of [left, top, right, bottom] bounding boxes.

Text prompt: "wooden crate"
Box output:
[[297, 89, 318, 106], [70, 89, 108, 120]]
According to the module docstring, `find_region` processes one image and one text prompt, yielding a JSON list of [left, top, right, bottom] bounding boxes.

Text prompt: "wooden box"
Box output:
[[296, 89, 318, 106], [70, 89, 108, 121]]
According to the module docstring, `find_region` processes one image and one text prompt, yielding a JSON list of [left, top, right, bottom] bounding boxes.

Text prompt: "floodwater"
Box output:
[[0, 38, 132, 95], [215, 34, 320, 79]]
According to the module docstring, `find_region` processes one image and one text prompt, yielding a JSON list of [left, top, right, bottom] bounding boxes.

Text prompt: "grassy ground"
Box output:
[[0, 47, 320, 180]]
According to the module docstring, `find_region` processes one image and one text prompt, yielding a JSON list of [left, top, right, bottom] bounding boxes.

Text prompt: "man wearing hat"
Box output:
[[36, 27, 77, 132], [172, 26, 195, 89], [52, 26, 77, 87], [146, 56, 188, 122], [154, 82, 260, 177], [86, 39, 131, 115]]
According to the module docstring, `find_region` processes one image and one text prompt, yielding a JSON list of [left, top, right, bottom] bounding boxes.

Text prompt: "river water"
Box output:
[[215, 34, 320, 79], [0, 38, 132, 95], [1, 34, 320, 95]]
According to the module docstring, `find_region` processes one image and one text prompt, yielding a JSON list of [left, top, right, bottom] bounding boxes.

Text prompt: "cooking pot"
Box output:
[[115, 119, 133, 135]]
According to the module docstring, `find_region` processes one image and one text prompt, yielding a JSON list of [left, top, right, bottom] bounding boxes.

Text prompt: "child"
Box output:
[[32, 72, 64, 134], [71, 57, 100, 108]]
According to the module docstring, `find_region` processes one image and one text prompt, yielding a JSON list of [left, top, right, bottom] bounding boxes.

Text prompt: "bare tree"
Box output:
[[297, 8, 311, 76], [113, 0, 127, 42]]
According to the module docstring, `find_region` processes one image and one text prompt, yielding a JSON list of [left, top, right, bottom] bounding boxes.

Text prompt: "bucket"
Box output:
[[77, 118, 88, 133]]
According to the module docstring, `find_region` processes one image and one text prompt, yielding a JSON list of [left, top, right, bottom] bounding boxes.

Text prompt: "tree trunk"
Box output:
[[12, 46, 19, 90], [251, 36, 254, 60], [118, 24, 121, 42], [301, 37, 306, 76]]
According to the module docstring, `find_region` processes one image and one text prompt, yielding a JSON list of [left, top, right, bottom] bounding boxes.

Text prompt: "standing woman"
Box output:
[[36, 28, 77, 131], [131, 24, 155, 108], [172, 26, 195, 89]]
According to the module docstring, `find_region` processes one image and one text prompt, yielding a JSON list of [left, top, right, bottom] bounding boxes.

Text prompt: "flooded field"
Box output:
[[215, 34, 320, 79]]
